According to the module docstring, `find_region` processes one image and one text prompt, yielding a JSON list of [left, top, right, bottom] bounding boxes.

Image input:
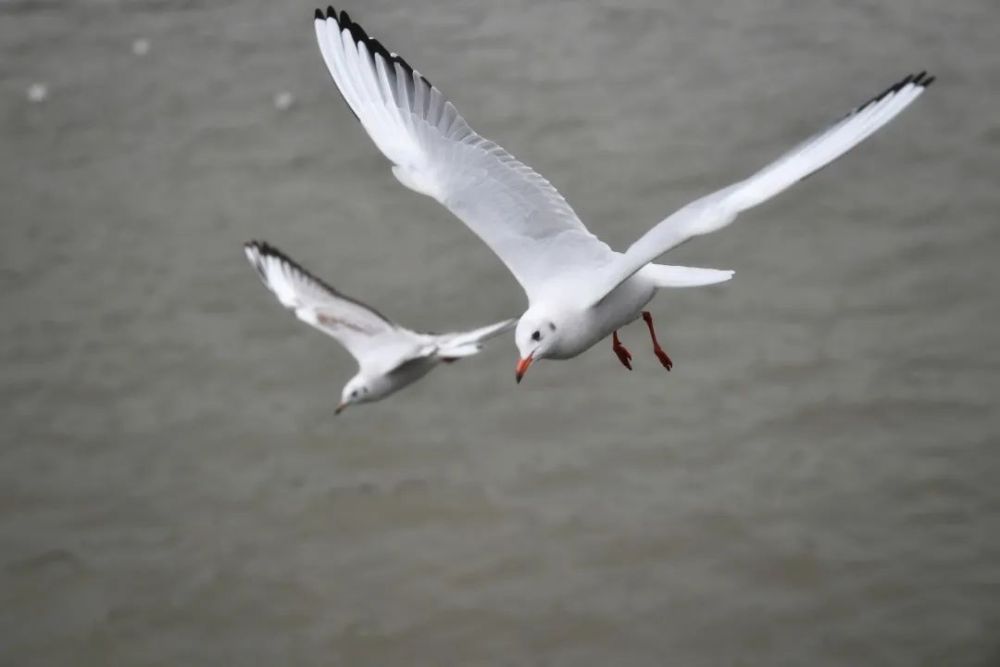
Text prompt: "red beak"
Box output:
[[515, 354, 533, 383]]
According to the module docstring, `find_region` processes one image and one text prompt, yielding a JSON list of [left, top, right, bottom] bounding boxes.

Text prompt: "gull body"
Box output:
[[244, 241, 514, 412], [311, 7, 933, 380], [524, 271, 658, 361]]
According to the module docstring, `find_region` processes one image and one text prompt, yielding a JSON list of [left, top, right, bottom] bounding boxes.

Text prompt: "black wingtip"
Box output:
[[243, 241, 299, 274], [852, 70, 936, 116], [244, 240, 272, 257], [243, 241, 269, 282], [314, 8, 323, 20], [904, 70, 937, 89], [911, 71, 935, 88], [323, 6, 433, 90]]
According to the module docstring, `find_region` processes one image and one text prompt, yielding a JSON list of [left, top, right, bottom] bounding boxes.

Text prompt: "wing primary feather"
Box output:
[[244, 240, 397, 328], [394, 60, 415, 129], [315, 12, 362, 122], [351, 39, 392, 127]]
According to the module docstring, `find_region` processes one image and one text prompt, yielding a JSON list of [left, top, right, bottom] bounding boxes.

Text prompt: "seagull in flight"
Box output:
[[313, 6, 933, 382], [245, 241, 514, 413]]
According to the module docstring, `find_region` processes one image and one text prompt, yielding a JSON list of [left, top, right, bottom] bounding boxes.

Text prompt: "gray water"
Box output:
[[2, 0, 999, 665]]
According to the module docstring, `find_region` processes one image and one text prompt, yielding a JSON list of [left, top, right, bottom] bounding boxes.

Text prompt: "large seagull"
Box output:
[[313, 6, 933, 382]]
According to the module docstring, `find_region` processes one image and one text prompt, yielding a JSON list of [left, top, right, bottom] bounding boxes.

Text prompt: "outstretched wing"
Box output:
[[587, 72, 934, 306], [313, 7, 615, 303], [244, 241, 429, 370]]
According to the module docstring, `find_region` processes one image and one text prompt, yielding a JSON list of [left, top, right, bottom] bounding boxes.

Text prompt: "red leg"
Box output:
[[642, 311, 673, 371], [612, 330, 633, 370]]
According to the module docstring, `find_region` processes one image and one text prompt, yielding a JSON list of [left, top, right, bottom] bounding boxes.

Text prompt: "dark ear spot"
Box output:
[[549, 322, 556, 331], [531, 330, 541, 341]]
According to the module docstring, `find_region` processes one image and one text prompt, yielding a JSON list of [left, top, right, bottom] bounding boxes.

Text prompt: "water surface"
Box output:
[[2, 0, 999, 664]]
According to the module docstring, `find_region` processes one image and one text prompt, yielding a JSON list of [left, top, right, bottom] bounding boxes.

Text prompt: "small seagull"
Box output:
[[313, 7, 933, 382], [244, 241, 514, 413]]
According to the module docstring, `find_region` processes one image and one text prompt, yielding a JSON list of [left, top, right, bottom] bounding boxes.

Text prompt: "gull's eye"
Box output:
[[351, 390, 358, 398], [531, 330, 541, 341]]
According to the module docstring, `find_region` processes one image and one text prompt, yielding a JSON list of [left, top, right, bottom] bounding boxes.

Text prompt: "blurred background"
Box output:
[[2, 0, 999, 664]]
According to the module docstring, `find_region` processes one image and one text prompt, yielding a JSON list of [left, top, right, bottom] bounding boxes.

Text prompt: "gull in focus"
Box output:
[[313, 7, 933, 382], [245, 241, 514, 413]]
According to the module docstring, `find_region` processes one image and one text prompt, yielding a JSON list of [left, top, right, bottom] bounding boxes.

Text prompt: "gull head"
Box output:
[[514, 308, 560, 383], [336, 375, 374, 414]]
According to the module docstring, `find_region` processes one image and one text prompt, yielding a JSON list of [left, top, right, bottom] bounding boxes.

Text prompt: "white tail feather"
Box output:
[[641, 263, 735, 288], [434, 319, 515, 357]]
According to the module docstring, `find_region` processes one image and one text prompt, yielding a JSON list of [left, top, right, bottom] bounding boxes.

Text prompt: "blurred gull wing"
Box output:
[[244, 241, 430, 372], [587, 72, 935, 306], [313, 7, 615, 303]]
